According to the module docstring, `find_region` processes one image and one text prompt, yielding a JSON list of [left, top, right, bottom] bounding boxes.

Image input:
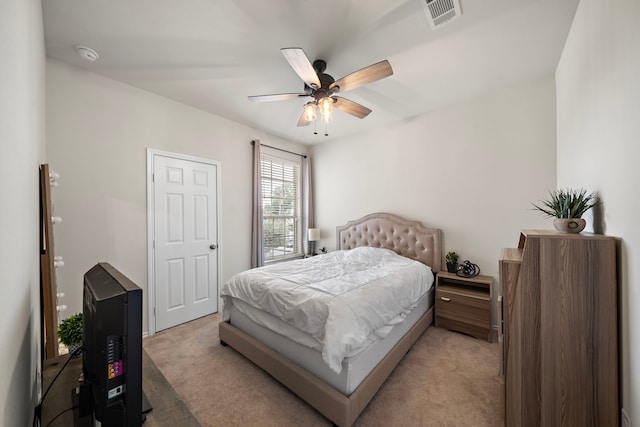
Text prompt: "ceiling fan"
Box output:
[[248, 48, 393, 132]]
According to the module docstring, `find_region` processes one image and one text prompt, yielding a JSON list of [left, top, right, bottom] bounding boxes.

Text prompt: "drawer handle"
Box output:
[[440, 296, 451, 302]]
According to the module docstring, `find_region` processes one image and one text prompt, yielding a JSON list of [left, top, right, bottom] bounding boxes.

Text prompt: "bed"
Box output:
[[219, 212, 442, 426]]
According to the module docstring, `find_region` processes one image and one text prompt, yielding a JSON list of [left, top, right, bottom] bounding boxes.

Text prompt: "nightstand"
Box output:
[[435, 271, 493, 342]]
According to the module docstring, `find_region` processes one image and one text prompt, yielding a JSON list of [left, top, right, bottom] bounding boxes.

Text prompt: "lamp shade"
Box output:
[[318, 97, 333, 123], [303, 102, 317, 122], [308, 228, 321, 242]]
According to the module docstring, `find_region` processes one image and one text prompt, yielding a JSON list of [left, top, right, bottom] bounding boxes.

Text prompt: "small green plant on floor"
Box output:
[[58, 313, 83, 349]]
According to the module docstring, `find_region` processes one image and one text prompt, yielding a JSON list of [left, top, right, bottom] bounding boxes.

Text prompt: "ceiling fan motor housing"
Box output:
[[305, 59, 336, 100]]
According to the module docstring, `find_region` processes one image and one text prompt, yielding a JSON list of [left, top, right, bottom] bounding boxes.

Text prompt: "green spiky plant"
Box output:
[[57, 313, 83, 347], [531, 188, 599, 219]]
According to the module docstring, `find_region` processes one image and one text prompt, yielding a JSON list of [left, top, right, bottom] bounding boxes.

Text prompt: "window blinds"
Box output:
[[261, 152, 302, 261]]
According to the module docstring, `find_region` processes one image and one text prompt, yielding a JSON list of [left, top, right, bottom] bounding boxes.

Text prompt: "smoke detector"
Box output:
[[75, 45, 100, 62], [420, 0, 462, 31]]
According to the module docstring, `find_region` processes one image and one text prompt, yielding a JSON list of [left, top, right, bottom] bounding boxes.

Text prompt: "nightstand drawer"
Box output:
[[434, 271, 493, 342], [435, 285, 491, 340]]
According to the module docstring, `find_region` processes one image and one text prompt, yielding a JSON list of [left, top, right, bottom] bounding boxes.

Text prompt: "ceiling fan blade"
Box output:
[[281, 48, 321, 90], [297, 111, 312, 127], [332, 96, 372, 119], [329, 60, 393, 93], [248, 93, 308, 103]]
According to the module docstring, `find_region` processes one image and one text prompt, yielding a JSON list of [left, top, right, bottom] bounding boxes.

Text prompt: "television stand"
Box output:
[[75, 384, 153, 425], [41, 355, 153, 426]]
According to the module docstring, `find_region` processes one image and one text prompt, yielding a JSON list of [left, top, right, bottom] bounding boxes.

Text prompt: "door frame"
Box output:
[[146, 148, 222, 336]]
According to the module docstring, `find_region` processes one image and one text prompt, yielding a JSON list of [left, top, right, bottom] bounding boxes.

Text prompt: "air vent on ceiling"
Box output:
[[420, 0, 462, 31]]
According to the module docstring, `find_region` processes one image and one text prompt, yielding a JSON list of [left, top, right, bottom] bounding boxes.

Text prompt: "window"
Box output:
[[261, 150, 302, 262]]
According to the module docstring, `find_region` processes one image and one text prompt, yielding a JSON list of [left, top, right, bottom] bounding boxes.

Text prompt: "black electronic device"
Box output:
[[82, 262, 146, 426]]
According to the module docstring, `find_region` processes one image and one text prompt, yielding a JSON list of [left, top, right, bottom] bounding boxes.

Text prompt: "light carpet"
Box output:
[[143, 313, 504, 426]]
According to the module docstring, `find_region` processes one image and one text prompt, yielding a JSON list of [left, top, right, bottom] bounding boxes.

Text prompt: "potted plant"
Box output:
[[58, 313, 83, 356], [445, 251, 459, 273], [531, 188, 599, 233]]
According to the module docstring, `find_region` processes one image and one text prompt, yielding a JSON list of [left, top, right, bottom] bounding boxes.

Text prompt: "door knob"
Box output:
[[210, 244, 218, 250]]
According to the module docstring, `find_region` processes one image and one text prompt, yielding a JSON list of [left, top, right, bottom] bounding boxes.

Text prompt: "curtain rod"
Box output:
[[251, 140, 307, 158]]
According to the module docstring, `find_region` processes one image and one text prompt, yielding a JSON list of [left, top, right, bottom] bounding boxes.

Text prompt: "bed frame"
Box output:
[[219, 212, 442, 426]]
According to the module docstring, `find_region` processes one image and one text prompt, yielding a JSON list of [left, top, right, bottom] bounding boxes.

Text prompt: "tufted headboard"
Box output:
[[336, 212, 442, 272]]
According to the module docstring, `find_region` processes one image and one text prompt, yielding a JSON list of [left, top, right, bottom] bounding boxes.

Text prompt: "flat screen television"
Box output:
[[82, 262, 143, 426]]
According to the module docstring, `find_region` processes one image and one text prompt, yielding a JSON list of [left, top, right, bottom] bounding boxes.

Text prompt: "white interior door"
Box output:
[[151, 152, 219, 332]]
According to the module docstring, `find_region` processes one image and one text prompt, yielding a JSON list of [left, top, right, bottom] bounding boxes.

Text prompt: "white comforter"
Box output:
[[221, 247, 434, 373]]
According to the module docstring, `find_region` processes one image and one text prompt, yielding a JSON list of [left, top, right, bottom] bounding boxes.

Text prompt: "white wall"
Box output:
[[311, 77, 557, 326], [556, 0, 640, 421], [0, 0, 45, 425], [46, 59, 306, 334]]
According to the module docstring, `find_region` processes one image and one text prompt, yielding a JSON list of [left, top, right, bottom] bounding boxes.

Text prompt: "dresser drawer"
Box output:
[[435, 285, 491, 341]]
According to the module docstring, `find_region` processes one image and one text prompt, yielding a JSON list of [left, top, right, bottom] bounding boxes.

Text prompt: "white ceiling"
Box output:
[[42, 0, 579, 145]]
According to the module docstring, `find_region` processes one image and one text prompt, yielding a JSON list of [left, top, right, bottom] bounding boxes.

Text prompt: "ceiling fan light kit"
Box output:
[[303, 102, 317, 122], [249, 47, 393, 135], [318, 97, 333, 123]]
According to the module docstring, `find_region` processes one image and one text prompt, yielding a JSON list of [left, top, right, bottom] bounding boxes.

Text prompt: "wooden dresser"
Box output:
[[498, 230, 618, 427]]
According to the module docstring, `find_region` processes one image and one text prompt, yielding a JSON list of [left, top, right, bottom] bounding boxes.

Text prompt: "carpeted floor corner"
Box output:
[[142, 349, 200, 427], [143, 314, 504, 427]]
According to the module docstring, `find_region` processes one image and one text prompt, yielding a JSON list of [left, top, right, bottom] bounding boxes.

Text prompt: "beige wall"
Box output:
[[556, 0, 640, 420], [0, 0, 45, 425], [46, 59, 307, 334], [311, 76, 557, 327]]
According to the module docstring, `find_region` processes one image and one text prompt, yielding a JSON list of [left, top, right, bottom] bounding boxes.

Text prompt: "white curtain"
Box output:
[[251, 140, 264, 268], [302, 156, 314, 256]]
